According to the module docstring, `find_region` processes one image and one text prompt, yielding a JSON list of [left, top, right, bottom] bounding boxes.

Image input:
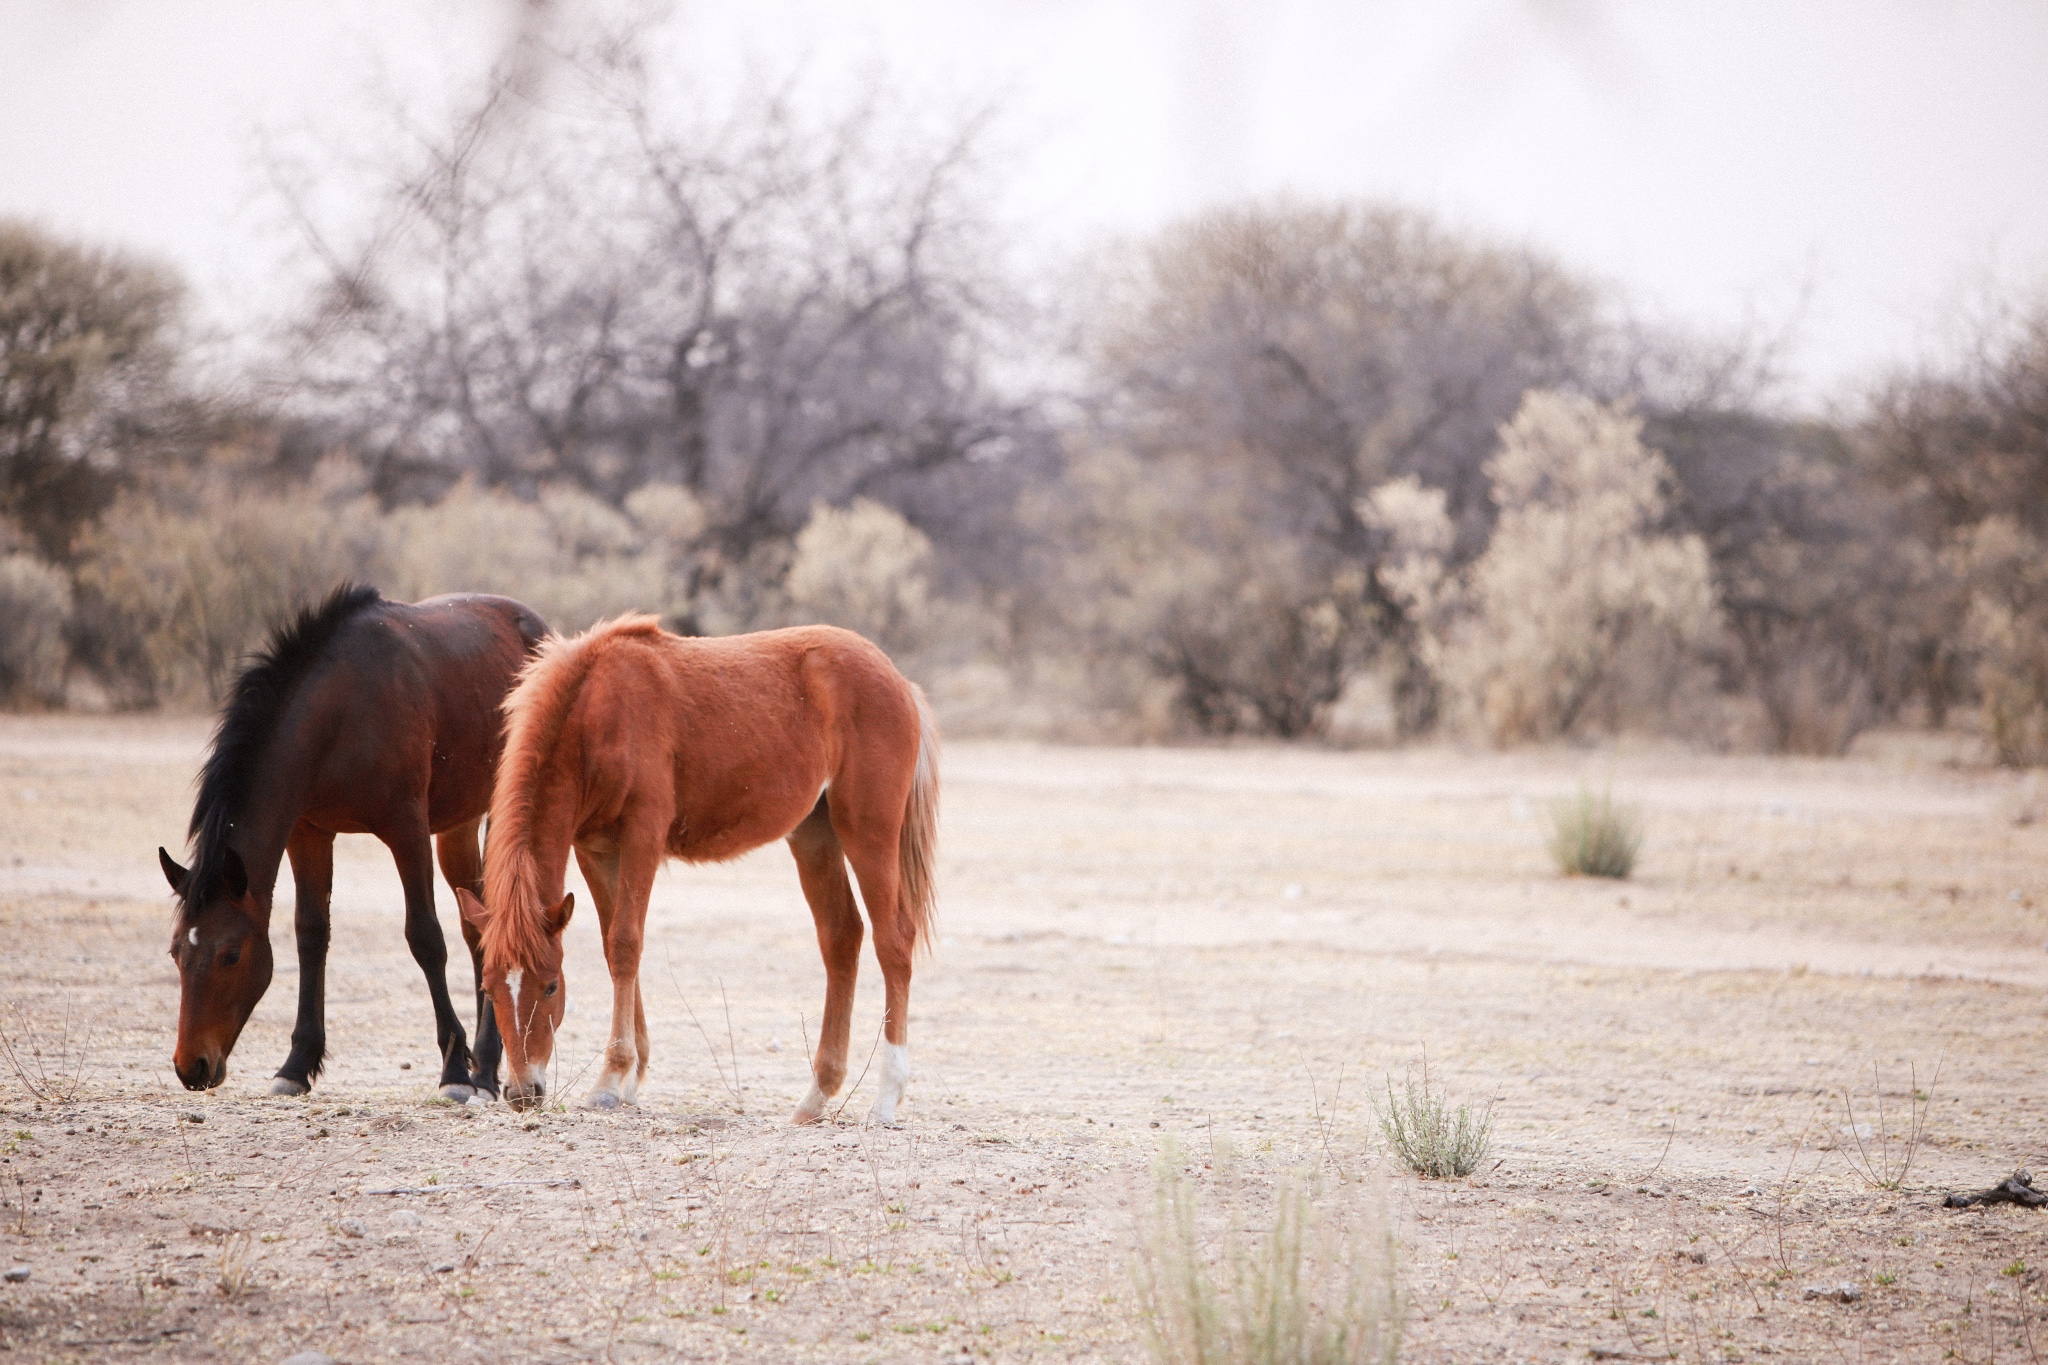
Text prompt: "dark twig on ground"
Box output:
[[1942, 1170, 2046, 1209]]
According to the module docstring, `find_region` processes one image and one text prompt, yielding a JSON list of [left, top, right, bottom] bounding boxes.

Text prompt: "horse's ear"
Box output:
[[545, 892, 575, 937], [223, 848, 249, 899], [455, 887, 487, 929], [158, 847, 188, 895]]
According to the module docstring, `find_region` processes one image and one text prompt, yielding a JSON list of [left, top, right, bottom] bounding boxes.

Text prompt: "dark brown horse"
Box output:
[[160, 585, 547, 1098]]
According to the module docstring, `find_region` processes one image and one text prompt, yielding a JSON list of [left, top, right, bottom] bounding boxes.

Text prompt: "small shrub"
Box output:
[[1545, 785, 1643, 879], [1376, 1066, 1494, 1179], [1131, 1144, 1400, 1365]]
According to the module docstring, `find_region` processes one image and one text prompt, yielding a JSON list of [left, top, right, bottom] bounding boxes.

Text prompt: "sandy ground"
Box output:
[[0, 714, 2044, 1363]]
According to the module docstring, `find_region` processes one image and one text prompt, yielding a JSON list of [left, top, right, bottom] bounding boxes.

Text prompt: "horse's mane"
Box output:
[[481, 613, 666, 970], [183, 582, 382, 909]]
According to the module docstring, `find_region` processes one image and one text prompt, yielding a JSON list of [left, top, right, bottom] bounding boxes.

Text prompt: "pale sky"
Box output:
[[3, 0, 2045, 405]]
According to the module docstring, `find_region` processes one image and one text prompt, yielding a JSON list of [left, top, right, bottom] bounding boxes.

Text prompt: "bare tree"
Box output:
[[275, 21, 1039, 610]]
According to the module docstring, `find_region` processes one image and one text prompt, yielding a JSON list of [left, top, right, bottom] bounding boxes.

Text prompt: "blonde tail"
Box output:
[[898, 685, 940, 956]]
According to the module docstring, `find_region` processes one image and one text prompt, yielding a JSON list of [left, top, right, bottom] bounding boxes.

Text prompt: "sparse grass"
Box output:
[[215, 1231, 256, 1299], [1545, 785, 1643, 879], [0, 1002, 89, 1103], [1376, 1064, 1494, 1179], [1130, 1143, 1401, 1365], [1839, 1061, 1940, 1191]]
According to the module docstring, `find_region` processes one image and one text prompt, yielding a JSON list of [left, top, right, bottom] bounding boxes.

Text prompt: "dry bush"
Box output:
[[71, 482, 382, 705], [1032, 447, 1376, 738], [1951, 516, 2048, 766], [1132, 1144, 1400, 1365], [382, 480, 677, 634], [783, 499, 937, 661], [1427, 392, 1722, 744], [0, 552, 71, 705]]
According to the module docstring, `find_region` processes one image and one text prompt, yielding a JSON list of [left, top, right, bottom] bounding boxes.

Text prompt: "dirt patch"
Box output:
[[0, 717, 2044, 1361]]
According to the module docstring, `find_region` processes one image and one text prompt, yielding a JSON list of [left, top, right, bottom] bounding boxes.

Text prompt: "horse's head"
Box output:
[[458, 886, 573, 1111], [159, 846, 272, 1091]]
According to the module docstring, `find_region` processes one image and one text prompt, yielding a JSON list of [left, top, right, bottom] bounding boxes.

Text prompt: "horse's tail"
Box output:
[[898, 684, 941, 958]]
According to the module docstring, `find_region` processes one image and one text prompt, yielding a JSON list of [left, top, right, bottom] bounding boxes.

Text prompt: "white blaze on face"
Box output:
[[187, 927, 198, 946]]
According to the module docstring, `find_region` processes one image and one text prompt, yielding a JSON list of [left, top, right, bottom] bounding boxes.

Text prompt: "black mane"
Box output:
[[182, 583, 382, 909]]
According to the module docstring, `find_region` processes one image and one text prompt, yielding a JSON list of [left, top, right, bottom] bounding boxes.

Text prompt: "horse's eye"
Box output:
[[221, 950, 241, 966], [544, 981, 558, 998]]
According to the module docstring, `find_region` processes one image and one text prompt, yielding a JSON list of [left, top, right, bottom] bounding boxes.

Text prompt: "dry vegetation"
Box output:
[[0, 715, 2044, 1362]]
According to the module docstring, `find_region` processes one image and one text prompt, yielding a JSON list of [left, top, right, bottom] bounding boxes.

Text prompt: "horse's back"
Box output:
[[301, 592, 546, 834], [560, 622, 919, 862]]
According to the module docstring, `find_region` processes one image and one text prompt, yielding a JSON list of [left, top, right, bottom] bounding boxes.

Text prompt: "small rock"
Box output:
[[279, 1353, 336, 1365], [1802, 1283, 1863, 1303], [390, 1210, 422, 1229], [337, 1219, 367, 1239], [181, 1112, 205, 1124], [3, 1265, 29, 1283], [399, 1061, 412, 1070], [433, 1261, 456, 1274], [765, 1037, 782, 1053]]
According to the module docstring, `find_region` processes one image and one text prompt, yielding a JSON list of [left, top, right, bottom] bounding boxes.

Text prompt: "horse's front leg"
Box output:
[[577, 840, 651, 1110], [272, 824, 334, 1096], [383, 818, 476, 1101]]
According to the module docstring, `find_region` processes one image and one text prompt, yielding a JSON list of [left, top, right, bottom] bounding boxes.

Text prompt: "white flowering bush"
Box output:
[[1416, 391, 1722, 744]]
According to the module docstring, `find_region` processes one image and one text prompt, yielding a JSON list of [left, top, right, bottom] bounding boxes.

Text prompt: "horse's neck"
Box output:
[[229, 726, 320, 913]]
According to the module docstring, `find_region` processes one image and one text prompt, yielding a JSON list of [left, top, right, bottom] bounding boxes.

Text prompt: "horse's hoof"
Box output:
[[465, 1087, 499, 1105], [269, 1076, 311, 1097], [583, 1091, 621, 1111], [438, 1083, 476, 1103]]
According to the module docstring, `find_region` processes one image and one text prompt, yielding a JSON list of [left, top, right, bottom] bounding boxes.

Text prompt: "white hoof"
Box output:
[[438, 1083, 476, 1103], [867, 1043, 910, 1126], [583, 1090, 622, 1111], [268, 1076, 310, 1097], [792, 1082, 830, 1125]]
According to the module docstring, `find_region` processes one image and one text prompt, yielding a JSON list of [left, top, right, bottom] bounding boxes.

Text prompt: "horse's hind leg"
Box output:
[[383, 818, 475, 1101], [273, 824, 334, 1096], [788, 796, 864, 1124], [437, 818, 501, 1099]]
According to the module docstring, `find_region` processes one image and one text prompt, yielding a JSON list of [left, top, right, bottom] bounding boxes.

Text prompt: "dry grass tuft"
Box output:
[[1545, 785, 1643, 879], [1131, 1143, 1401, 1365], [215, 1231, 257, 1300]]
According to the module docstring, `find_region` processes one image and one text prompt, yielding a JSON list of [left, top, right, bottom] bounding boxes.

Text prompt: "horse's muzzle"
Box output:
[[505, 1081, 544, 1113], [176, 1055, 225, 1091]]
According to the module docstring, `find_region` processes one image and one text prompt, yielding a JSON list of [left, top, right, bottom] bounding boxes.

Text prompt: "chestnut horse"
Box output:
[[456, 616, 938, 1122], [161, 585, 547, 1098]]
